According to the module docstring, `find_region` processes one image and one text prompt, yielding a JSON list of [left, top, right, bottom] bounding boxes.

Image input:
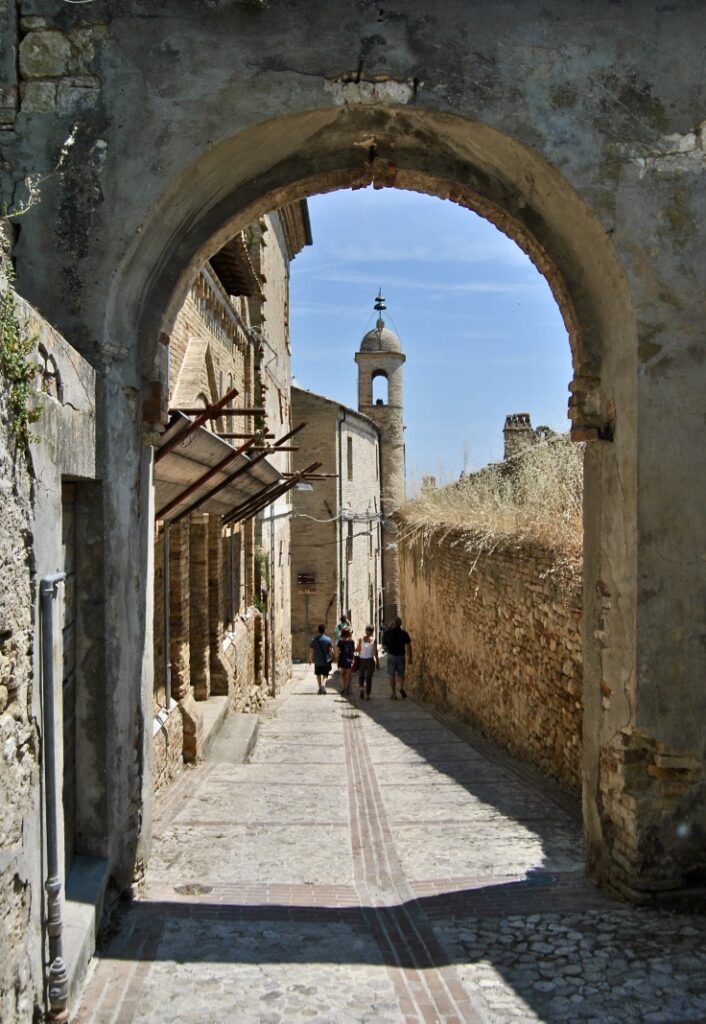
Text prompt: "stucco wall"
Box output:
[[399, 527, 583, 792]]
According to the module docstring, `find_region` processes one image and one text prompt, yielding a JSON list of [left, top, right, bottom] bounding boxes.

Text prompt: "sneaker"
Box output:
[[359, 688, 365, 699], [400, 688, 407, 699]]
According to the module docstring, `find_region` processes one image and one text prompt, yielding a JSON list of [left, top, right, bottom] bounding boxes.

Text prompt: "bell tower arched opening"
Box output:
[[372, 373, 388, 407]]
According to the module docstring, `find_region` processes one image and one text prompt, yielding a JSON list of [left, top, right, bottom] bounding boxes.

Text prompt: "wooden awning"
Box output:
[[154, 413, 282, 523]]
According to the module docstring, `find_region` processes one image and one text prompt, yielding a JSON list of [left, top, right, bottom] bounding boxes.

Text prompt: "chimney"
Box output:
[[503, 412, 534, 460]]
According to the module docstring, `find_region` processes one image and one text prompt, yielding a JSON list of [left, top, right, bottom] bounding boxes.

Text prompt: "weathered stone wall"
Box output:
[[0, 264, 40, 1024], [399, 527, 583, 792]]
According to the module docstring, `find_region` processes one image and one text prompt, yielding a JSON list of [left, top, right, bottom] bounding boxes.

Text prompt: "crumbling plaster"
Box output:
[[1, 0, 704, 901]]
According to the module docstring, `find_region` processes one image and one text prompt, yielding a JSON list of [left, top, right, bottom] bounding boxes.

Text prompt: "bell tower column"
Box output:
[[355, 292, 406, 625]]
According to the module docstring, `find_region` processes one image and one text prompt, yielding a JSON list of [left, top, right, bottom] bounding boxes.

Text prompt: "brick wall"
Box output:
[[399, 526, 583, 791]]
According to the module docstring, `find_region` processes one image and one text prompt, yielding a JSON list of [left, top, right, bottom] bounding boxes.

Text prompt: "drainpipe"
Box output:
[[40, 572, 69, 1022], [163, 523, 172, 709]]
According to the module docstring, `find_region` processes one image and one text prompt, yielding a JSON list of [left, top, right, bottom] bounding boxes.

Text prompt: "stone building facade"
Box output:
[[152, 204, 310, 792], [290, 386, 383, 661]]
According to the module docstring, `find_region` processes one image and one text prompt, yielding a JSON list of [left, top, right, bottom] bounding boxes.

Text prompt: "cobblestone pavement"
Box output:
[[74, 666, 706, 1023]]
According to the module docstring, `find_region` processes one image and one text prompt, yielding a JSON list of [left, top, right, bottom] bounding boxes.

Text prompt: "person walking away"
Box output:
[[309, 624, 334, 694], [356, 625, 379, 700], [382, 616, 413, 699], [337, 627, 356, 697], [335, 614, 350, 643]]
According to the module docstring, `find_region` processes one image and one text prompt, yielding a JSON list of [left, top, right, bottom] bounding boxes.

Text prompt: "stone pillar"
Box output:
[[189, 513, 210, 700], [168, 518, 190, 701], [208, 516, 230, 696]]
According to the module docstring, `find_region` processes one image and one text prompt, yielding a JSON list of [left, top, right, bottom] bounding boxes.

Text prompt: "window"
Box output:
[[347, 436, 353, 481], [346, 521, 353, 563], [297, 572, 315, 585]]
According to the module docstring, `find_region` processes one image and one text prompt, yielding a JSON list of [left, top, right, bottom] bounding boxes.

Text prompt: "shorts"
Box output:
[[314, 662, 331, 677], [387, 653, 406, 677]]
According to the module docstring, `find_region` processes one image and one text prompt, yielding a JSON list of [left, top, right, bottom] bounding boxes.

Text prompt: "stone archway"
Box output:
[[8, 1, 705, 905], [105, 104, 639, 896]]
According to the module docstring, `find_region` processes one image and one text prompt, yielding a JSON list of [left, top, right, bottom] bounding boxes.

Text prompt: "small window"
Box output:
[[346, 521, 353, 563], [297, 572, 316, 585], [347, 436, 353, 481]]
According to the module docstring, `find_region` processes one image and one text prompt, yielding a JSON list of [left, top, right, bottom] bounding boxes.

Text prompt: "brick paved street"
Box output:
[[74, 666, 706, 1023]]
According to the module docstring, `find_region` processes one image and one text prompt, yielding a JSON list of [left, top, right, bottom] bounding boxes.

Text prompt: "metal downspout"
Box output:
[[40, 572, 69, 1021]]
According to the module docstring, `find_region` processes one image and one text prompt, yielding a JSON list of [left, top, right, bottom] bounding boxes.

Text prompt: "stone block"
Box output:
[[0, 86, 18, 124], [19, 30, 71, 79], [69, 27, 96, 73], [57, 76, 100, 115], [19, 17, 47, 31], [20, 80, 55, 113]]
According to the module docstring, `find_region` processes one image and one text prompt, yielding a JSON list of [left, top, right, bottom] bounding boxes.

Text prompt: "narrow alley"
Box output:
[[75, 667, 706, 1024]]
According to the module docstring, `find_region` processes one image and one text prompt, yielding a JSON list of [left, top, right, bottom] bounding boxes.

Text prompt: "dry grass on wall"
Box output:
[[397, 436, 584, 791], [399, 434, 583, 575]]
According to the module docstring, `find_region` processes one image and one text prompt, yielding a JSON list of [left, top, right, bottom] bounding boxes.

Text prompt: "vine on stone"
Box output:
[[0, 260, 41, 446]]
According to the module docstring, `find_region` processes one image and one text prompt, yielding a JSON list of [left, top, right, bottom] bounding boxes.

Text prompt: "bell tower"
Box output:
[[355, 291, 406, 624]]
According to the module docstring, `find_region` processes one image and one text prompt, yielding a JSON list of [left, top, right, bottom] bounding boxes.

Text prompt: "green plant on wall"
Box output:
[[0, 260, 41, 445], [253, 544, 270, 613], [254, 544, 270, 588]]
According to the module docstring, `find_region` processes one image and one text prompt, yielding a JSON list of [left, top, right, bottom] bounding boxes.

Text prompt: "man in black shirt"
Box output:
[[308, 624, 334, 695], [382, 616, 413, 699]]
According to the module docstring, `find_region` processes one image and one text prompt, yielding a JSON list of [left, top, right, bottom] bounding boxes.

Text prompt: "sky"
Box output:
[[289, 188, 572, 485]]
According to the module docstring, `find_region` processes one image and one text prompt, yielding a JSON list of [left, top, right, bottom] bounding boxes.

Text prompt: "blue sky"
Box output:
[[289, 188, 572, 484]]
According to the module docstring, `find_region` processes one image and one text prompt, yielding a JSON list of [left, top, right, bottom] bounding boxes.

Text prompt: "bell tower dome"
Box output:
[[355, 291, 406, 623]]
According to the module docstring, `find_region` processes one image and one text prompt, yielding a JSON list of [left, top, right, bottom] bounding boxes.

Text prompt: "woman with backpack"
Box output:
[[336, 626, 356, 697]]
